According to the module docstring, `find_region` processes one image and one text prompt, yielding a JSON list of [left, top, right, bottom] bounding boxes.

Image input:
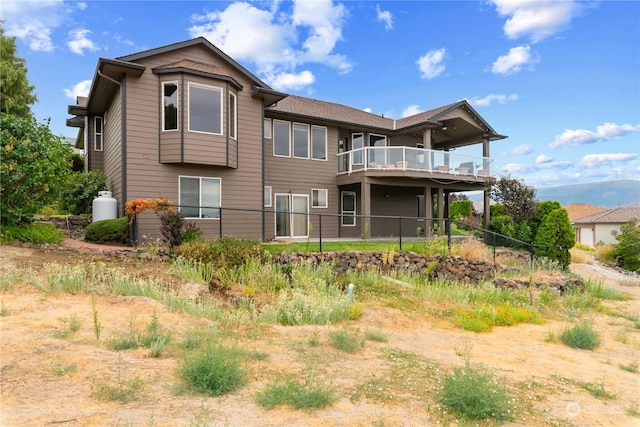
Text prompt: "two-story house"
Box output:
[[67, 37, 506, 242]]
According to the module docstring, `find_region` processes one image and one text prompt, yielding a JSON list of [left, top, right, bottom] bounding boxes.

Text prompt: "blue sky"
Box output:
[[4, 0, 639, 190]]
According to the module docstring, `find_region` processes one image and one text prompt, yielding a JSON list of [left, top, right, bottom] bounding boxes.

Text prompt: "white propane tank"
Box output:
[[92, 191, 118, 222]]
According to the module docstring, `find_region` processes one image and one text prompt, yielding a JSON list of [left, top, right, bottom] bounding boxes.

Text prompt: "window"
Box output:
[[273, 120, 290, 157], [179, 176, 221, 219], [94, 117, 103, 151], [352, 133, 364, 165], [341, 191, 356, 226], [368, 134, 386, 165], [188, 83, 222, 134], [311, 126, 327, 160], [312, 189, 328, 208], [264, 186, 272, 207], [162, 82, 178, 131], [293, 123, 309, 159], [229, 92, 237, 139], [264, 118, 272, 139]]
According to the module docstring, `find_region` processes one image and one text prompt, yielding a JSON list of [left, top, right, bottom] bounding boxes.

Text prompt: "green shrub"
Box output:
[[559, 323, 601, 350], [613, 219, 640, 272], [440, 360, 512, 421], [0, 223, 64, 244], [328, 328, 365, 353], [59, 171, 107, 215], [255, 375, 337, 410], [176, 236, 267, 269], [450, 200, 473, 220], [84, 217, 128, 244], [534, 208, 576, 269], [180, 345, 246, 396]]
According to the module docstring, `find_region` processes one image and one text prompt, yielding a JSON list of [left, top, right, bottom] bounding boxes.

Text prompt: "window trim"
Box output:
[[264, 118, 272, 139], [187, 82, 223, 135], [312, 188, 328, 208], [229, 91, 237, 140], [273, 119, 291, 157], [178, 175, 222, 220], [292, 122, 310, 159], [264, 186, 272, 207], [311, 125, 327, 161], [162, 81, 179, 132], [94, 116, 103, 152]]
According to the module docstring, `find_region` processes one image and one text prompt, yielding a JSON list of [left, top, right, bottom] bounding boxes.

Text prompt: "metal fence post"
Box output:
[[319, 213, 323, 253], [219, 207, 223, 238], [447, 218, 451, 251], [398, 216, 402, 251]]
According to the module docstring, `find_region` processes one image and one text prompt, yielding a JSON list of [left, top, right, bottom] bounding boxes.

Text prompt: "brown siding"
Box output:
[[103, 92, 123, 212], [123, 44, 264, 238], [89, 116, 105, 172]]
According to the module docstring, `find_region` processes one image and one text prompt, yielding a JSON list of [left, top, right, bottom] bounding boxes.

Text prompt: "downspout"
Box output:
[[96, 70, 127, 214], [261, 98, 266, 242]]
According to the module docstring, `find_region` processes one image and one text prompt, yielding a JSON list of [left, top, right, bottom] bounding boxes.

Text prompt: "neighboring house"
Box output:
[[572, 207, 640, 246], [67, 37, 506, 241], [564, 204, 606, 222]]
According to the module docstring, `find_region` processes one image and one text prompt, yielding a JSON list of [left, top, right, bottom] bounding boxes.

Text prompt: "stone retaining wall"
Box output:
[[35, 216, 92, 239]]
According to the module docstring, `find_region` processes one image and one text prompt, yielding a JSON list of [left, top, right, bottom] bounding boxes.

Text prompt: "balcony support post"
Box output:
[[361, 178, 371, 239]]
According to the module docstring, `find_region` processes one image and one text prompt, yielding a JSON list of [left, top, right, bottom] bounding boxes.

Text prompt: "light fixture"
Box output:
[[442, 125, 448, 131]]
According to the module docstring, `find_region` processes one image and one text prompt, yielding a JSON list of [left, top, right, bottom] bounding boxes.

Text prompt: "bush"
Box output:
[[176, 236, 267, 269], [450, 200, 473, 220], [440, 360, 512, 421], [596, 244, 616, 264], [0, 223, 64, 244], [559, 323, 601, 350], [159, 210, 184, 248], [59, 171, 107, 215], [613, 219, 640, 272], [84, 217, 129, 244], [180, 345, 246, 396], [534, 208, 575, 269]]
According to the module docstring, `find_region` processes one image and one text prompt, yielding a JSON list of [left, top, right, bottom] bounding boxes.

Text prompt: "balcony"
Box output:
[[337, 146, 493, 178]]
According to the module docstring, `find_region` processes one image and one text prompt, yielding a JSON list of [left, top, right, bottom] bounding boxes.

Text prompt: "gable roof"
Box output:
[[564, 203, 606, 221], [573, 207, 640, 224], [152, 59, 243, 89]]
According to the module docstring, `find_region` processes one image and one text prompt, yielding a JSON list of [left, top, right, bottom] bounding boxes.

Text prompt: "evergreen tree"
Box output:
[[534, 208, 576, 269], [613, 219, 640, 272], [1, 25, 37, 117]]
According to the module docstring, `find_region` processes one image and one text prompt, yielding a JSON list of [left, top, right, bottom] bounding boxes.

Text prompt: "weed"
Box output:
[[580, 380, 616, 399], [627, 401, 640, 417], [586, 279, 630, 301], [44, 263, 86, 294], [170, 257, 216, 284], [52, 361, 77, 376], [108, 316, 139, 351], [255, 374, 337, 410], [544, 330, 556, 343], [91, 293, 101, 341], [440, 360, 512, 421], [559, 323, 601, 350], [308, 329, 320, 346], [92, 355, 144, 403], [619, 362, 638, 373], [364, 328, 389, 343], [180, 345, 246, 396], [328, 328, 365, 353]]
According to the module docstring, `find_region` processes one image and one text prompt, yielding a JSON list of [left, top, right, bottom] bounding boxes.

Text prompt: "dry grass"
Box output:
[[451, 238, 491, 260], [570, 247, 594, 264]]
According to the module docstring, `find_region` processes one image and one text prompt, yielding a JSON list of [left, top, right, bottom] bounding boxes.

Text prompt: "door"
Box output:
[[341, 191, 356, 226], [275, 194, 309, 237]]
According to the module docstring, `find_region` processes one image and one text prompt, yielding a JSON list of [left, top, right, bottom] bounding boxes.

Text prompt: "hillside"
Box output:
[[536, 180, 640, 207]]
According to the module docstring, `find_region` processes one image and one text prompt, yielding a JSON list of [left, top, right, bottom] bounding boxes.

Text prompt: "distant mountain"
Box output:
[[536, 180, 640, 208]]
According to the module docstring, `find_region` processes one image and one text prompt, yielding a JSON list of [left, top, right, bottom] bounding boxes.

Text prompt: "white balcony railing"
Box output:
[[337, 146, 493, 177]]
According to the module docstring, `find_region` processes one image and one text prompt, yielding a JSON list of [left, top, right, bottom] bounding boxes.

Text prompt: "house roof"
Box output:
[[573, 207, 640, 224], [152, 59, 243, 89], [564, 204, 606, 221]]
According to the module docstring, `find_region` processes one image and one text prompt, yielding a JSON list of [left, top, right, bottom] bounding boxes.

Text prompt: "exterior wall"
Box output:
[[102, 92, 123, 212], [263, 119, 340, 239], [88, 115, 105, 173], [595, 223, 623, 245], [123, 43, 264, 237], [577, 225, 595, 247], [370, 185, 423, 237]]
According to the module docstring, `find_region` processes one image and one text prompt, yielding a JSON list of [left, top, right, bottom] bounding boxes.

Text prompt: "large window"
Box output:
[[229, 92, 237, 139], [179, 176, 221, 219], [368, 134, 387, 165], [293, 123, 309, 159], [273, 120, 290, 157], [188, 83, 222, 134], [352, 133, 364, 165], [94, 117, 103, 151], [311, 126, 327, 160], [312, 189, 328, 208], [163, 82, 178, 131]]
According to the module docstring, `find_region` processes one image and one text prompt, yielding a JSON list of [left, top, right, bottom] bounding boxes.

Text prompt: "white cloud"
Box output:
[[67, 29, 99, 55], [501, 163, 538, 174], [490, 0, 583, 43], [501, 159, 571, 174], [550, 122, 640, 149], [266, 70, 315, 91], [363, 107, 373, 113], [510, 144, 533, 155], [492, 45, 538, 75], [189, 0, 351, 91], [77, 2, 87, 11], [416, 48, 446, 79], [536, 154, 552, 164], [64, 80, 92, 99], [579, 153, 639, 168], [1, 0, 68, 52], [401, 105, 421, 118], [376, 5, 393, 31], [469, 93, 518, 107]]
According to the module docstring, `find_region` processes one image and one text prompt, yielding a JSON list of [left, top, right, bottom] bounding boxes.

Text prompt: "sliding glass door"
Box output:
[[275, 194, 309, 237]]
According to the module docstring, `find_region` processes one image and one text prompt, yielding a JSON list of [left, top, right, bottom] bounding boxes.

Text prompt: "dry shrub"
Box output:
[[595, 244, 616, 265], [570, 247, 593, 265], [453, 238, 490, 260]]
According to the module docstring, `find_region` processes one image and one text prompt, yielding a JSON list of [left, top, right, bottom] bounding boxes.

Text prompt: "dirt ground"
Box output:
[[0, 243, 639, 427]]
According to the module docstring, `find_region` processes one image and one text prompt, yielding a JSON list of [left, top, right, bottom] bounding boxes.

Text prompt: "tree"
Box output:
[[613, 219, 640, 272], [534, 208, 576, 269], [450, 200, 473, 220], [488, 175, 538, 223], [0, 113, 74, 225], [0, 26, 37, 117]]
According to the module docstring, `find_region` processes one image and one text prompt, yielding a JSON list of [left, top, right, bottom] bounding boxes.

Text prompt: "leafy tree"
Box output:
[[0, 113, 74, 225], [534, 208, 575, 269], [613, 219, 640, 272], [488, 175, 538, 223], [450, 200, 473, 220], [0, 26, 37, 117], [59, 171, 107, 215]]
